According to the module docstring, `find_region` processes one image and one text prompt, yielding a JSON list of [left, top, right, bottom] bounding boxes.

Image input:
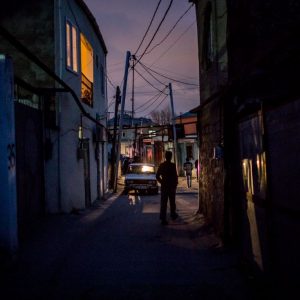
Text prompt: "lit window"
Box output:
[[66, 21, 78, 72], [80, 33, 94, 106], [149, 130, 156, 137]]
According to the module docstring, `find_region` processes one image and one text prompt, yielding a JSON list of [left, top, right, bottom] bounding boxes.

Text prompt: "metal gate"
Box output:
[[14, 102, 44, 239]]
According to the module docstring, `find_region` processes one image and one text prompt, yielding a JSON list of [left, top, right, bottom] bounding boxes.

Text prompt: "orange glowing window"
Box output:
[[80, 33, 94, 106], [80, 34, 93, 83]]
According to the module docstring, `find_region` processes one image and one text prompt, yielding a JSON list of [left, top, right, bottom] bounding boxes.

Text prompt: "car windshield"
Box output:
[[127, 165, 155, 174]]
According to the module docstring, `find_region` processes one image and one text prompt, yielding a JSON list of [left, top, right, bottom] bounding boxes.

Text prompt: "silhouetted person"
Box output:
[[183, 157, 193, 188], [156, 151, 178, 225], [122, 158, 129, 175], [195, 159, 199, 181]]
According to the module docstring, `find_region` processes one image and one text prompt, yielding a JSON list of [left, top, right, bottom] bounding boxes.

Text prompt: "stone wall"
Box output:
[[198, 97, 224, 237]]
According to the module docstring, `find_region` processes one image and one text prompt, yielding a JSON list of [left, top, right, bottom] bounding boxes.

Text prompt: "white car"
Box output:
[[124, 163, 158, 195]]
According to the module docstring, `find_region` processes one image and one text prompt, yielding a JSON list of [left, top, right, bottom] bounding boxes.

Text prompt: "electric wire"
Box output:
[[134, 92, 162, 110], [105, 71, 116, 88], [150, 20, 196, 67], [134, 0, 162, 55], [139, 62, 199, 87], [135, 93, 166, 114], [134, 0, 174, 65], [144, 3, 194, 56], [134, 67, 167, 93], [144, 94, 169, 117], [135, 87, 168, 111], [151, 58, 198, 81], [137, 63, 167, 86], [106, 98, 116, 111]]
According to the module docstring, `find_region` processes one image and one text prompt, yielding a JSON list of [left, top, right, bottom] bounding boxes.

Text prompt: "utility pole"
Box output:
[[168, 83, 178, 169], [131, 55, 136, 126], [114, 51, 131, 192], [109, 86, 121, 189], [133, 123, 138, 158]]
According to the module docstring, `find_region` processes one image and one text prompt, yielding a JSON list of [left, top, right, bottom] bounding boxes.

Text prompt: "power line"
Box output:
[[105, 71, 116, 88], [135, 93, 166, 114], [150, 56, 198, 81], [134, 67, 167, 93], [134, 0, 174, 65], [150, 20, 196, 66], [144, 94, 169, 117], [144, 3, 194, 56], [137, 63, 167, 86], [134, 0, 162, 55], [135, 92, 164, 111], [139, 62, 199, 87], [135, 87, 168, 111], [138, 95, 168, 114]]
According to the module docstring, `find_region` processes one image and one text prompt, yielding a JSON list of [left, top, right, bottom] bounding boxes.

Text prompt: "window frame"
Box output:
[[80, 33, 94, 107], [66, 19, 78, 73]]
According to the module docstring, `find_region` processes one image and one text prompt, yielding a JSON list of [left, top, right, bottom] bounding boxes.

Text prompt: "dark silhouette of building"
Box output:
[[190, 0, 300, 296]]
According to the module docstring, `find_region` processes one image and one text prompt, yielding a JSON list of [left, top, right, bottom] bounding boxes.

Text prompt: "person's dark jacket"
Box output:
[[156, 161, 178, 190]]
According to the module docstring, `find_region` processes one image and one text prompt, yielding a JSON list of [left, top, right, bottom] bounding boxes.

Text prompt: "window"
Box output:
[[66, 21, 78, 72], [80, 33, 94, 106], [149, 130, 156, 137]]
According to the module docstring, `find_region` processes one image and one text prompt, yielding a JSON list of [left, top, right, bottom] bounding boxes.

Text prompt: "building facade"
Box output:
[[0, 0, 108, 247], [191, 0, 300, 294]]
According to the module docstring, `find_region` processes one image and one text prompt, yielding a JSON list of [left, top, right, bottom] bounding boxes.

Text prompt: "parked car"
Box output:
[[124, 163, 158, 194]]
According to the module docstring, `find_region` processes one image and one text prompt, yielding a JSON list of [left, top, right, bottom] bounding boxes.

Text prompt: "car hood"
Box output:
[[125, 174, 156, 180]]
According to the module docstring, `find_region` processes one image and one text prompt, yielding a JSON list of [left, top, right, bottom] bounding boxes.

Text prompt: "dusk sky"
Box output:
[[84, 0, 199, 119]]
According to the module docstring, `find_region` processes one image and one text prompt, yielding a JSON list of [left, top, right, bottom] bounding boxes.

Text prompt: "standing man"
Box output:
[[183, 157, 193, 188], [156, 151, 178, 225], [195, 159, 199, 182]]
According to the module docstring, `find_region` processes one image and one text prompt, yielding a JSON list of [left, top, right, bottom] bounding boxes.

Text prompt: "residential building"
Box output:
[[190, 0, 300, 294], [0, 0, 108, 247], [107, 114, 153, 159]]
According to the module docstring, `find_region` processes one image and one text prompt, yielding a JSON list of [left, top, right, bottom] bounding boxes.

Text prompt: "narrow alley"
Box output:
[[0, 178, 263, 300]]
